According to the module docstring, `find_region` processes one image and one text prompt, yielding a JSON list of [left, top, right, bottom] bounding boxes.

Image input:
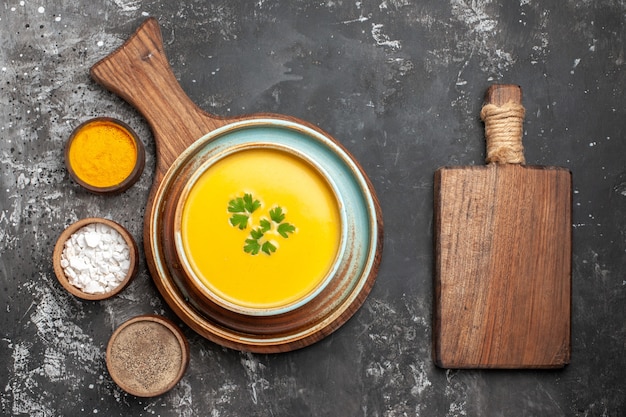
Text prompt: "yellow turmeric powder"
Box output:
[[67, 119, 138, 188]]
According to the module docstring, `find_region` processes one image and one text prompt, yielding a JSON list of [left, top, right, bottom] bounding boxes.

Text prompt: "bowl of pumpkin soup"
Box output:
[[145, 118, 382, 352], [174, 145, 346, 316]]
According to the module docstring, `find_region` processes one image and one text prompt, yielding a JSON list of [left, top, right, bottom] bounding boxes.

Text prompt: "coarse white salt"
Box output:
[[61, 223, 131, 294]]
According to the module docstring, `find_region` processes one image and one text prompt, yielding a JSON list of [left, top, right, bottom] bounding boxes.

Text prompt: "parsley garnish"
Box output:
[[259, 218, 271, 233], [262, 241, 277, 255], [243, 193, 261, 213], [229, 213, 249, 230], [227, 193, 296, 256], [277, 222, 296, 238], [244, 238, 261, 255], [228, 193, 261, 230], [250, 227, 265, 240], [228, 197, 246, 213], [269, 206, 285, 223]]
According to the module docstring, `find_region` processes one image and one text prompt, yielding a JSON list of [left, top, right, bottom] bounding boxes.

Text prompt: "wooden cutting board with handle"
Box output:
[[433, 84, 571, 368], [89, 18, 384, 353]]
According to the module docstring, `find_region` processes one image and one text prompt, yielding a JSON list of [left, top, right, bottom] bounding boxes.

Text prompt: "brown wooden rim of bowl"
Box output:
[[105, 315, 190, 397], [64, 117, 146, 195], [52, 217, 138, 300]]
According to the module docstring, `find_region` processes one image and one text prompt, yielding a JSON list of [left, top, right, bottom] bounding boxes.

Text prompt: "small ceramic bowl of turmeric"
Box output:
[[65, 117, 145, 194]]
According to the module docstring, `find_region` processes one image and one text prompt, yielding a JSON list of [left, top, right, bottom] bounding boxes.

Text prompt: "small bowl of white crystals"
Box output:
[[53, 217, 138, 300]]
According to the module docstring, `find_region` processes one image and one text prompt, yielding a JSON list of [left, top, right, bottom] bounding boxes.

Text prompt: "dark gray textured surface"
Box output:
[[1, 1, 624, 416]]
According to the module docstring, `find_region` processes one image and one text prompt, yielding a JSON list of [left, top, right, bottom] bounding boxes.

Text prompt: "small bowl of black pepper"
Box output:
[[52, 217, 138, 300], [106, 315, 190, 397]]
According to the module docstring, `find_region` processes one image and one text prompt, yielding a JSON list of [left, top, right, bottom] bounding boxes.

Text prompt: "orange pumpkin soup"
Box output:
[[180, 148, 342, 310]]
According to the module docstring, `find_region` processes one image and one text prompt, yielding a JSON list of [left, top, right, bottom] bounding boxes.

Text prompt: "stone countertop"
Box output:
[[1, 1, 625, 416]]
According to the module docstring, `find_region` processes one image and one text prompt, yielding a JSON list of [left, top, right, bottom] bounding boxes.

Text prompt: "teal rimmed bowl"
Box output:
[[173, 141, 348, 317], [148, 119, 382, 352]]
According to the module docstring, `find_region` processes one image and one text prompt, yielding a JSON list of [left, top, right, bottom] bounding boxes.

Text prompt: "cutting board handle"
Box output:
[[90, 18, 230, 177], [480, 84, 526, 165]]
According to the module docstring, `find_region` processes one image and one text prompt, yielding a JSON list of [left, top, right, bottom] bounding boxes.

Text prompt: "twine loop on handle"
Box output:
[[480, 102, 526, 164]]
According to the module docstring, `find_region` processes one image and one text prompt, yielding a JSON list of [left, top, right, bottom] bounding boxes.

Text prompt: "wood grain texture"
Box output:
[[433, 85, 572, 369], [434, 165, 571, 368], [486, 83, 522, 106], [90, 18, 232, 182]]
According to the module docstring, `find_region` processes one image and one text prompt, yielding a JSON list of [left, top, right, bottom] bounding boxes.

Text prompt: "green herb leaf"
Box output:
[[243, 193, 261, 213], [277, 222, 296, 238], [262, 241, 277, 255], [269, 206, 285, 223], [229, 213, 249, 230], [259, 218, 271, 233], [228, 197, 246, 213], [230, 195, 297, 256], [244, 238, 261, 255], [250, 227, 264, 240]]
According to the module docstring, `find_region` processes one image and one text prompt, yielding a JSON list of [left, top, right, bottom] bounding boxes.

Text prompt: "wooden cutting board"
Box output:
[[89, 18, 384, 353], [433, 84, 571, 368]]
